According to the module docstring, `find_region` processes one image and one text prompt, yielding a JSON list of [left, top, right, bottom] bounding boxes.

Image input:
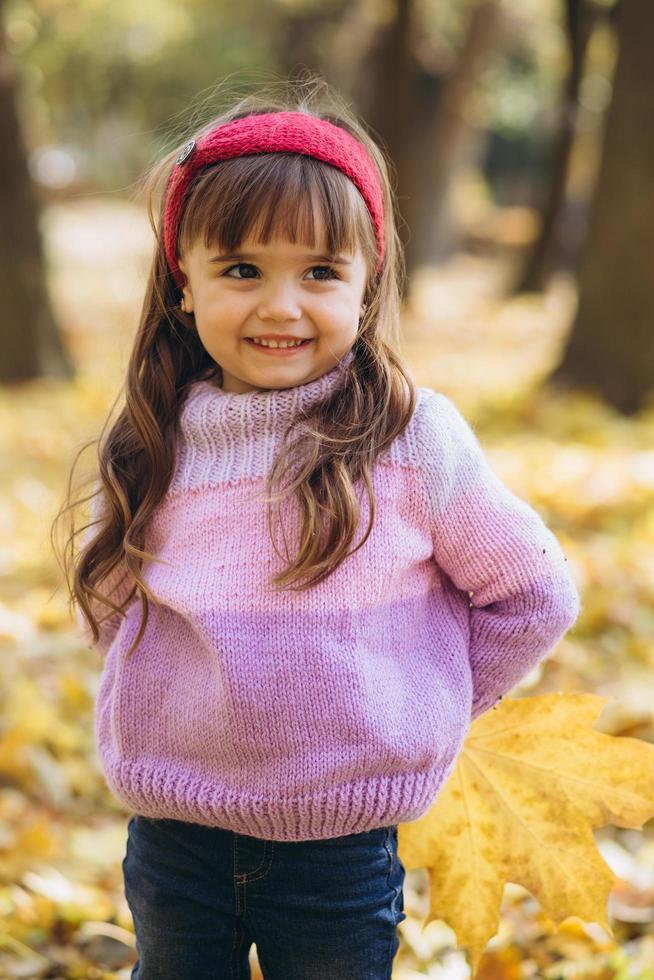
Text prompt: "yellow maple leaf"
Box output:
[[397, 692, 654, 976]]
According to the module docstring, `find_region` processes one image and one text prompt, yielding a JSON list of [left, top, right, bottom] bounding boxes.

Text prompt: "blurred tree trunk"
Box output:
[[276, 0, 350, 78], [404, 0, 502, 273], [358, 0, 420, 289], [277, 0, 425, 292], [550, 0, 654, 413], [279, 0, 503, 286], [513, 0, 597, 294], [0, 0, 71, 383], [362, 0, 503, 280]]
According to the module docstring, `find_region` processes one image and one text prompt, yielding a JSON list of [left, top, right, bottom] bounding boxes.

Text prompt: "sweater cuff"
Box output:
[[467, 574, 581, 722]]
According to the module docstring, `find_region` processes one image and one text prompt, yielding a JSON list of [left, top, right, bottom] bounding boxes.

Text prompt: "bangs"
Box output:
[[177, 152, 377, 270]]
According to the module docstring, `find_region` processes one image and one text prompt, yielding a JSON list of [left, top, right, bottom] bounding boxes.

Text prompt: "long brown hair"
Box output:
[[53, 73, 418, 660]]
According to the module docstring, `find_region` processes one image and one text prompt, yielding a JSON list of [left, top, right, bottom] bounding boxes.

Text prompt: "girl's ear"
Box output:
[[177, 260, 194, 314]]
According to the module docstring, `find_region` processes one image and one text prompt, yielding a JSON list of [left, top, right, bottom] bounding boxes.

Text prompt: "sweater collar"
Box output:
[[179, 348, 356, 438]]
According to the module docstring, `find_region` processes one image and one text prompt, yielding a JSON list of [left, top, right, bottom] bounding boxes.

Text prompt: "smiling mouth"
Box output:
[[244, 338, 313, 351]]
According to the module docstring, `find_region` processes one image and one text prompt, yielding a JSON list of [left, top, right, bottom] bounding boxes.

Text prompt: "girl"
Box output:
[[64, 78, 581, 979]]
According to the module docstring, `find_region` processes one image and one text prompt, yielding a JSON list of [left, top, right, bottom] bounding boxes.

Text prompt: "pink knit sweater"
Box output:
[[79, 350, 581, 841]]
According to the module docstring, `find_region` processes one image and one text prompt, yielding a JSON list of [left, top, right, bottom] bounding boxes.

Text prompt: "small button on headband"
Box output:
[[176, 139, 197, 165], [163, 111, 385, 290]]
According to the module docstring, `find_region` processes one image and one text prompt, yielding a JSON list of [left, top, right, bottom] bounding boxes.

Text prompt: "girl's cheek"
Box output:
[[318, 297, 356, 322], [205, 291, 244, 316]]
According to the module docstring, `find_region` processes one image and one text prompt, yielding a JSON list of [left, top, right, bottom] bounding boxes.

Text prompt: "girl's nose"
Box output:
[[256, 282, 302, 322]]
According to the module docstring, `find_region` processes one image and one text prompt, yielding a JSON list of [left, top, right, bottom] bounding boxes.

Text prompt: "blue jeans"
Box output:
[[122, 814, 406, 979]]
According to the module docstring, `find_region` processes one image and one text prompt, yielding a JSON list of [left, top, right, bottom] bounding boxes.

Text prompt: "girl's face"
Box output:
[[177, 229, 369, 394]]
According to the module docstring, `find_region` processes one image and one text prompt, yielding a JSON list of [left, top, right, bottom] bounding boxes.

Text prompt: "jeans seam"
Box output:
[[230, 909, 249, 980], [233, 832, 243, 915], [230, 915, 238, 980], [242, 839, 274, 883], [234, 838, 275, 884], [383, 827, 394, 894], [384, 826, 400, 979]]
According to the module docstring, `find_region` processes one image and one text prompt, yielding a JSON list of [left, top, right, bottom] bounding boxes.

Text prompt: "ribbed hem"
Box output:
[[103, 760, 455, 841]]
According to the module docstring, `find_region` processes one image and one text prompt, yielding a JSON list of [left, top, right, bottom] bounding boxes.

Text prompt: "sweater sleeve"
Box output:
[[416, 389, 581, 721], [76, 485, 137, 656]]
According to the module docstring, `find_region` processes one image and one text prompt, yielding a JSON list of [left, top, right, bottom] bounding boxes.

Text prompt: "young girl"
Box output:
[[67, 79, 581, 979]]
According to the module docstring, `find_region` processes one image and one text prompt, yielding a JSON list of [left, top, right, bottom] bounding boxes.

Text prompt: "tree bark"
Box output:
[[358, 0, 420, 290], [550, 0, 654, 413], [362, 0, 503, 280], [408, 0, 503, 272], [0, 0, 71, 384], [513, 0, 597, 294]]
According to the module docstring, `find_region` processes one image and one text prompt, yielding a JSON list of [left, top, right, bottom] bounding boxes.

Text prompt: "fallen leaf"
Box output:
[[397, 692, 654, 976]]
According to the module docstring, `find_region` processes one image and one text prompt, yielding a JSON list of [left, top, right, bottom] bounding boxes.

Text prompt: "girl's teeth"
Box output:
[[252, 338, 306, 348]]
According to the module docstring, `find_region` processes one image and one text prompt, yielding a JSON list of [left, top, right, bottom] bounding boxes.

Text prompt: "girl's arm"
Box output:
[[416, 390, 582, 722], [76, 484, 137, 655]]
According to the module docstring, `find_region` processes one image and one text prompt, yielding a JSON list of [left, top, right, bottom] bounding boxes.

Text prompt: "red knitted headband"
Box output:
[[163, 110, 385, 290]]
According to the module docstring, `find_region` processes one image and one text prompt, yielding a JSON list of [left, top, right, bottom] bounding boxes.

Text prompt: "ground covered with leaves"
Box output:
[[1, 199, 653, 978]]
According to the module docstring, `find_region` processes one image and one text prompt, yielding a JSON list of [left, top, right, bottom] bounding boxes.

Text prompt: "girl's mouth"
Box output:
[[244, 338, 313, 356]]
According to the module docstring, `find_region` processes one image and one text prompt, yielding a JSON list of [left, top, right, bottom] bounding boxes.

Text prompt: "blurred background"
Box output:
[[1, 0, 653, 976]]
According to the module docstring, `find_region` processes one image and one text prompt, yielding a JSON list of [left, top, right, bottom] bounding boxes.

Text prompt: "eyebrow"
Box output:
[[208, 252, 352, 266]]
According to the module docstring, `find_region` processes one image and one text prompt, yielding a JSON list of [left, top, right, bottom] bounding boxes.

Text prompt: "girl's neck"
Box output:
[[196, 349, 354, 404], [181, 348, 356, 427], [171, 347, 360, 495]]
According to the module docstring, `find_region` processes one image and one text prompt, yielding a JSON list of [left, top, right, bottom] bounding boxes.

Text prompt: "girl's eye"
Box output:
[[307, 265, 340, 281], [223, 263, 339, 281], [224, 263, 258, 279]]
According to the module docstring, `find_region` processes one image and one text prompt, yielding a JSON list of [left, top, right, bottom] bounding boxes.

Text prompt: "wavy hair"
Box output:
[[54, 72, 417, 660]]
